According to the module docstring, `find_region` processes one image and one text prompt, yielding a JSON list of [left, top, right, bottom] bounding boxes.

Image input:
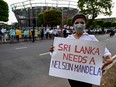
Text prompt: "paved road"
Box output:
[[0, 39, 70, 87], [0, 34, 116, 87], [95, 34, 116, 56]]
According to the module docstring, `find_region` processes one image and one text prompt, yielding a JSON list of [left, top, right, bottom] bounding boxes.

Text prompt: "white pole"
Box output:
[[62, 7, 63, 28]]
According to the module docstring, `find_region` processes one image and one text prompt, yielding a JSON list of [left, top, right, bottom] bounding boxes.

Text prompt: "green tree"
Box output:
[[103, 22, 112, 28], [96, 20, 104, 28], [67, 18, 72, 26], [66, 18, 72, 29], [78, 0, 113, 28], [0, 0, 9, 22], [37, 12, 45, 27], [44, 10, 62, 27], [90, 20, 97, 28], [111, 22, 116, 27]]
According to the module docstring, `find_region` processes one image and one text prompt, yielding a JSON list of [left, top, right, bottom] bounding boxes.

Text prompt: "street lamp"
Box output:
[[35, 6, 38, 28]]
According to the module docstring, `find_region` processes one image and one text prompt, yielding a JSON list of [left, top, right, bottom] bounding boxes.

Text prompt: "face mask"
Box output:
[[73, 23, 85, 32]]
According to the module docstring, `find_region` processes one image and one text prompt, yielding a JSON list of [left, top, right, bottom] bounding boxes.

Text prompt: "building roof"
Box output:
[[11, 0, 78, 11]]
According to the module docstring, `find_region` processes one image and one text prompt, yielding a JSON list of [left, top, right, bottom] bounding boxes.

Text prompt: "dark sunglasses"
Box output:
[[74, 22, 85, 24]]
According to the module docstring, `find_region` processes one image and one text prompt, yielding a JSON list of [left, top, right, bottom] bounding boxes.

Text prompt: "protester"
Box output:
[[44, 28, 49, 39], [63, 28, 67, 37], [109, 29, 115, 37], [24, 29, 29, 41], [49, 13, 113, 87], [15, 28, 21, 42], [52, 28, 58, 37], [1, 27, 7, 43], [9, 27, 15, 43], [49, 28, 53, 39], [40, 28, 44, 40]]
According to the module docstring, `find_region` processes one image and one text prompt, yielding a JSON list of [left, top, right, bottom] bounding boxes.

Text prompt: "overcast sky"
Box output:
[[4, 0, 116, 24]]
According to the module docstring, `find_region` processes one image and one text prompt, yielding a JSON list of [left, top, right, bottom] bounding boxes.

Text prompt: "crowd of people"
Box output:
[[0, 27, 74, 43], [0, 26, 115, 44]]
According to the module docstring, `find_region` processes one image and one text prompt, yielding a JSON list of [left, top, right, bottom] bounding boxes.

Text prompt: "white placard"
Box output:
[[49, 37, 105, 85]]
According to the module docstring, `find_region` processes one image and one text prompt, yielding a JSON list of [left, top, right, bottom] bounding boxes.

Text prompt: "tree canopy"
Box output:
[[37, 12, 45, 27], [0, 0, 9, 22], [66, 18, 72, 26], [44, 10, 62, 27], [77, 0, 113, 28]]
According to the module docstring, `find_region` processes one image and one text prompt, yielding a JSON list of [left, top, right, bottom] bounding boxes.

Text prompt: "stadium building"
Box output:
[[10, 0, 78, 28]]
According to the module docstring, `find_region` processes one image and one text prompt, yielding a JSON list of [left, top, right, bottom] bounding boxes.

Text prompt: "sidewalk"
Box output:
[[93, 55, 116, 87]]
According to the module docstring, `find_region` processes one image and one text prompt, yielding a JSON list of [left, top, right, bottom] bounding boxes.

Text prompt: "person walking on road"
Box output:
[[49, 13, 113, 87]]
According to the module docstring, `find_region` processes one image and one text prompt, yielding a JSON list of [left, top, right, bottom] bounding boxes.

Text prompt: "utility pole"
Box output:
[[32, 9, 35, 42], [62, 7, 64, 29], [29, 0, 35, 42]]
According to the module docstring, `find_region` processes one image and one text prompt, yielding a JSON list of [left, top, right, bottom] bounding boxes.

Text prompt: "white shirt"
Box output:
[[1, 28, 6, 33], [67, 33, 111, 58]]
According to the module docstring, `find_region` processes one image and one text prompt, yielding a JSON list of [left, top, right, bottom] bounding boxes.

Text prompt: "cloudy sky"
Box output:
[[4, 0, 116, 24]]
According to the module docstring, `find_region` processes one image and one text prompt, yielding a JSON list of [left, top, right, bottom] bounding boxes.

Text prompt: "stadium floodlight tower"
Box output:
[[28, 0, 35, 42], [52, 0, 78, 28]]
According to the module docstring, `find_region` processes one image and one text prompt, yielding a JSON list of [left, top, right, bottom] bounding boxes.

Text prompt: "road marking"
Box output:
[[16, 47, 27, 49], [106, 39, 109, 40], [39, 52, 50, 56]]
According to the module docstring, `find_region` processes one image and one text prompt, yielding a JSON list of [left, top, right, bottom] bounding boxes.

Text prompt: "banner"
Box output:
[[49, 37, 105, 85]]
